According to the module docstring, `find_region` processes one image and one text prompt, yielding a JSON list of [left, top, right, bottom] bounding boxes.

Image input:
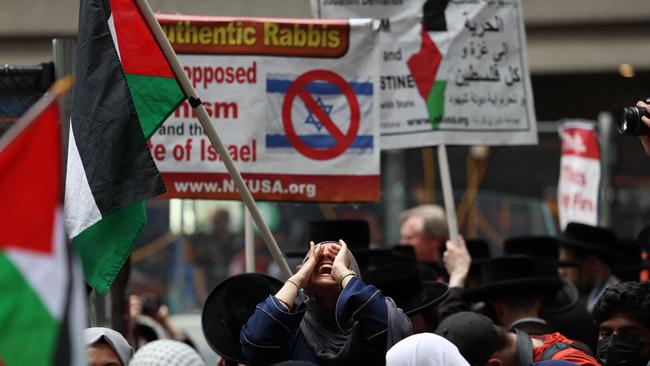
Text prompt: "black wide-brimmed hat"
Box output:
[[202, 273, 283, 363], [364, 262, 449, 315], [502, 235, 578, 314], [612, 238, 646, 281], [558, 222, 621, 260], [462, 255, 563, 302], [637, 224, 650, 249], [285, 219, 371, 258]]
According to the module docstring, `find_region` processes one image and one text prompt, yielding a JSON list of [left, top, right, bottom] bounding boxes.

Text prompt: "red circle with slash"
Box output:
[[282, 69, 360, 160]]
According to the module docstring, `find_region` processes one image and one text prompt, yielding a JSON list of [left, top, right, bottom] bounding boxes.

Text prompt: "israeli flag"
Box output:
[[265, 73, 374, 155]]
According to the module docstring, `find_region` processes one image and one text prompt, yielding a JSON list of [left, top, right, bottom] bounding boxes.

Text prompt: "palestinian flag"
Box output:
[[0, 92, 85, 365], [65, 0, 185, 294], [407, 27, 446, 129]]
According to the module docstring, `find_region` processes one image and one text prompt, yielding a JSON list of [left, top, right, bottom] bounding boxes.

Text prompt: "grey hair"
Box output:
[[400, 204, 449, 239]]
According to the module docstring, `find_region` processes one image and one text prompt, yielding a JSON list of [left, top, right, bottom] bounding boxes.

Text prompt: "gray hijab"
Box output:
[[84, 327, 133, 365], [298, 244, 413, 362]]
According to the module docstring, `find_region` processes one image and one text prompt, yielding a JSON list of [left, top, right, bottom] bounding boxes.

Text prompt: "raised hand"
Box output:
[[443, 235, 471, 288], [331, 239, 353, 286], [292, 241, 323, 288]]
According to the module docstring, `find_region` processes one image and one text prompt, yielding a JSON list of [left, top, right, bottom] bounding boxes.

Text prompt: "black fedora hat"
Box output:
[[637, 224, 650, 250], [285, 219, 371, 258], [368, 244, 418, 270], [462, 255, 563, 302], [466, 239, 492, 264], [364, 262, 449, 315], [202, 273, 283, 363], [558, 222, 620, 260], [612, 238, 645, 281], [502, 236, 578, 314], [503, 236, 558, 261]]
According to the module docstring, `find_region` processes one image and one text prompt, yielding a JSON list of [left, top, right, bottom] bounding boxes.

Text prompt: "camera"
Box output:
[[618, 100, 650, 135], [141, 294, 161, 317]]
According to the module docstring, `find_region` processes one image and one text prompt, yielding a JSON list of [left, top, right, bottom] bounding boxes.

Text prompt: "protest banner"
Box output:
[[558, 122, 600, 229], [313, 0, 537, 149], [151, 15, 380, 202]]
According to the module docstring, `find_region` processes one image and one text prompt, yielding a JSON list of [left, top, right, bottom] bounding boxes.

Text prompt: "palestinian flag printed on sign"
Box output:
[[65, 0, 185, 294], [0, 99, 85, 365]]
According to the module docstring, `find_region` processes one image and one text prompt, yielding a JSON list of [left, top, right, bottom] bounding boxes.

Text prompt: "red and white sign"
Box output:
[[150, 15, 380, 202], [558, 122, 601, 229]]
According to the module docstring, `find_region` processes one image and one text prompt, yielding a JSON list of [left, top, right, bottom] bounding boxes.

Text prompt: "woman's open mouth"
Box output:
[[317, 263, 333, 277]]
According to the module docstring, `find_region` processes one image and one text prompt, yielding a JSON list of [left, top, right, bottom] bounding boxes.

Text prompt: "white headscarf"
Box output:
[[386, 333, 471, 366], [85, 327, 133, 366]]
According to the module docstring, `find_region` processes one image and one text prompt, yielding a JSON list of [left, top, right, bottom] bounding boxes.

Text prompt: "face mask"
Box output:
[[597, 334, 646, 366]]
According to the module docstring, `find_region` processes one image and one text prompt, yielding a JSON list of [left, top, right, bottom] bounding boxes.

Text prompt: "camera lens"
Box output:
[[618, 107, 635, 134], [618, 106, 649, 135]]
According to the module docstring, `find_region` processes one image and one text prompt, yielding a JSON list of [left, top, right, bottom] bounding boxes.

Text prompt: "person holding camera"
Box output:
[[240, 240, 412, 365], [620, 100, 650, 153], [129, 294, 194, 350], [634, 100, 650, 154]]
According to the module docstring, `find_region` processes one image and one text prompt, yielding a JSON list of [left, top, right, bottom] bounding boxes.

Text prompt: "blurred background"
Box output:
[[2, 0, 650, 362]]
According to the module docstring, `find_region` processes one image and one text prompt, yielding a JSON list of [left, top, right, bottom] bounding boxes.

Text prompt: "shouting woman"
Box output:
[[241, 240, 412, 365]]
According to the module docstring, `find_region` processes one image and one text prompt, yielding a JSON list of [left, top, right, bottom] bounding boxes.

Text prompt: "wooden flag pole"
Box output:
[[438, 145, 459, 243], [135, 0, 292, 278]]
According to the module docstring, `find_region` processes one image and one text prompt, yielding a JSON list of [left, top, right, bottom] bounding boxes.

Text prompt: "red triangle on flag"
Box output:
[[407, 26, 443, 101], [0, 101, 61, 254], [110, 0, 175, 78]]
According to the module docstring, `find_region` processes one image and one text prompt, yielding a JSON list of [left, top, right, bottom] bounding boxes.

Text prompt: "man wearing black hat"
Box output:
[[502, 236, 597, 353], [558, 223, 621, 313], [365, 262, 449, 333], [463, 255, 562, 336]]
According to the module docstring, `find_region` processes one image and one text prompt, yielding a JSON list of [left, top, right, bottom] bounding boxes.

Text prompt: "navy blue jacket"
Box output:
[[240, 277, 389, 365]]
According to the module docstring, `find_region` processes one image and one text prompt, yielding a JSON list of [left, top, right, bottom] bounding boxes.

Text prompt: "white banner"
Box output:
[[558, 122, 601, 230], [313, 0, 537, 149], [152, 15, 381, 202]]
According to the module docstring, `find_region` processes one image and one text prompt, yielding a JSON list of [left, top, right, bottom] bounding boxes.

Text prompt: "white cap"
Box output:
[[130, 339, 204, 366]]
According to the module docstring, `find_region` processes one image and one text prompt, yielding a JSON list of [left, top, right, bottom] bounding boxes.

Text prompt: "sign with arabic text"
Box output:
[[312, 0, 537, 149]]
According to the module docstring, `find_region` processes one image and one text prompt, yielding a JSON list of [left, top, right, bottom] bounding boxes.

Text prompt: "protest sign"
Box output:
[[558, 122, 600, 229], [151, 15, 380, 202], [313, 0, 537, 149]]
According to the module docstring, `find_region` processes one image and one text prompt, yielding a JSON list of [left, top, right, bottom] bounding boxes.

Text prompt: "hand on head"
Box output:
[[293, 241, 324, 288], [331, 240, 352, 283], [292, 240, 353, 288]]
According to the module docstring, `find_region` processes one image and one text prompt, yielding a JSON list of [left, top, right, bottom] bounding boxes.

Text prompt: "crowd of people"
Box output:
[[86, 203, 650, 365]]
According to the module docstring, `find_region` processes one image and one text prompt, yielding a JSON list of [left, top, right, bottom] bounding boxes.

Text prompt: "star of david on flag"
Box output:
[[265, 73, 374, 156]]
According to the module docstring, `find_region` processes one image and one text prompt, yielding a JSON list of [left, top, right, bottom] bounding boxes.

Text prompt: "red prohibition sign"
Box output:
[[282, 69, 360, 160]]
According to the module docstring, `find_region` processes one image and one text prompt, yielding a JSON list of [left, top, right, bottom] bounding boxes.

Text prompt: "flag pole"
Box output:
[[245, 207, 255, 273], [0, 76, 74, 153], [134, 0, 292, 278], [438, 145, 459, 243]]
